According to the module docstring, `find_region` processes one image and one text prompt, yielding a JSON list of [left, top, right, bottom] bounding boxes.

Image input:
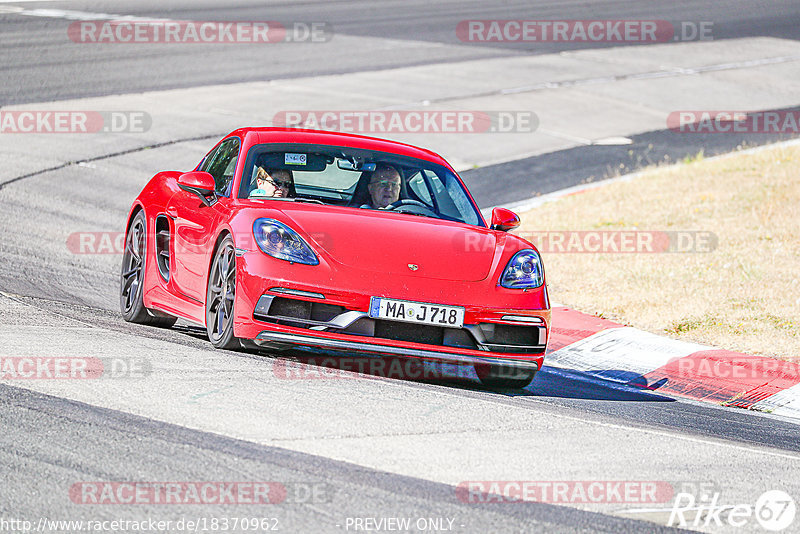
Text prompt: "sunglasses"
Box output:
[[259, 178, 292, 189]]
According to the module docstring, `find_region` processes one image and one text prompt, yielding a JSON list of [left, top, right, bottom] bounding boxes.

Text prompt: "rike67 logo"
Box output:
[[668, 488, 796, 531]]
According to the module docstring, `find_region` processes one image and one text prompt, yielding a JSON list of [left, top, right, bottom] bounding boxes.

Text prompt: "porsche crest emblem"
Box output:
[[407, 264, 419, 271]]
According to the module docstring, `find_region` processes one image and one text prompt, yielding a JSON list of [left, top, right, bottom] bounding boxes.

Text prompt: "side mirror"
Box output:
[[490, 207, 521, 232], [178, 171, 217, 206]]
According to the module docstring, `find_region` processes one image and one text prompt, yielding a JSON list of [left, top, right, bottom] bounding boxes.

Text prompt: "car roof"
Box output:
[[225, 127, 451, 168]]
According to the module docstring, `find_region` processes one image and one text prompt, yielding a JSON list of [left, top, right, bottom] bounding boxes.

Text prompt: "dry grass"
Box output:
[[515, 143, 800, 362]]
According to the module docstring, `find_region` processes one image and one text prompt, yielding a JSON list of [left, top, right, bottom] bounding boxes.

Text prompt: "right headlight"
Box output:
[[499, 249, 544, 289], [253, 218, 319, 265]]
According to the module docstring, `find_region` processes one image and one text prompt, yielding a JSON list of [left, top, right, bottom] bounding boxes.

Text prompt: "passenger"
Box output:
[[253, 167, 295, 198], [365, 164, 401, 208]]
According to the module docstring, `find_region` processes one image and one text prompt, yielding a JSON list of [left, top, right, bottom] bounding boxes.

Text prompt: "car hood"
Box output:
[[276, 205, 498, 282]]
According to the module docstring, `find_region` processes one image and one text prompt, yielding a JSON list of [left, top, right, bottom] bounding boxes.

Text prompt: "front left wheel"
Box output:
[[206, 235, 241, 349]]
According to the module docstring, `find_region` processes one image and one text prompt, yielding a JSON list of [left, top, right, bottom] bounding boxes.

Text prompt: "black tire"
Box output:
[[120, 210, 177, 327], [475, 363, 537, 389], [206, 235, 241, 349]]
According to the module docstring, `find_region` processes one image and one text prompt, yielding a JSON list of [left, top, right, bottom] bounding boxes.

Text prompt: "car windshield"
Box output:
[[237, 143, 484, 227]]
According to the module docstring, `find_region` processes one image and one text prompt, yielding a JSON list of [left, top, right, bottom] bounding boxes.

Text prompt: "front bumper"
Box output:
[[247, 292, 547, 372], [233, 249, 549, 370]]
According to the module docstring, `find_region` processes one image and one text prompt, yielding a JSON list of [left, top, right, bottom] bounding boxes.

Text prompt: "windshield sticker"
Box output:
[[285, 153, 307, 165]]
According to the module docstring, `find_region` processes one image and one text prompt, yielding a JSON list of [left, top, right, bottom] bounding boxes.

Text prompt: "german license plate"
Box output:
[[369, 297, 465, 328]]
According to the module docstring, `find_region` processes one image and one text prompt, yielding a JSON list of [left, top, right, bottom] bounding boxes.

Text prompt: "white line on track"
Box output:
[[0, 7, 171, 21]]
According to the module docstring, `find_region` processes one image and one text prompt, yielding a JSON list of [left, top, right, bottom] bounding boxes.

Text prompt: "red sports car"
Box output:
[[121, 128, 550, 388]]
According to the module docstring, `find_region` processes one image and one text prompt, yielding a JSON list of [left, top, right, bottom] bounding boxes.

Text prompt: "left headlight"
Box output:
[[253, 218, 319, 265], [499, 249, 544, 289]]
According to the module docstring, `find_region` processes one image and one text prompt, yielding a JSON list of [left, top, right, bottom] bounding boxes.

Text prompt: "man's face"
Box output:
[[257, 170, 293, 198], [368, 167, 401, 208]]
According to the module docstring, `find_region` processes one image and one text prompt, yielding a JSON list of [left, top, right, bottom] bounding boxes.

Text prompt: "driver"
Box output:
[[365, 164, 401, 208]]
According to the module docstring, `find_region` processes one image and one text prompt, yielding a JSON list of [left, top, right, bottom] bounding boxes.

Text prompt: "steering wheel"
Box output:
[[382, 198, 439, 218], [383, 199, 430, 210]]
